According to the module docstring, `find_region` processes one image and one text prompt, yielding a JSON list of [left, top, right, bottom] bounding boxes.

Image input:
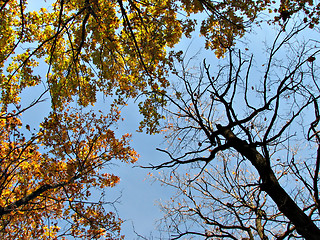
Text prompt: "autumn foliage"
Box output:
[[0, 106, 139, 239]]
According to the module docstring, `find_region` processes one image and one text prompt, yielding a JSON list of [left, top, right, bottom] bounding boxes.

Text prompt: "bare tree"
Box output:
[[148, 20, 320, 239]]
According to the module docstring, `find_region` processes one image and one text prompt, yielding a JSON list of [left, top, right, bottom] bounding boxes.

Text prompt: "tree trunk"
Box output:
[[217, 124, 320, 240]]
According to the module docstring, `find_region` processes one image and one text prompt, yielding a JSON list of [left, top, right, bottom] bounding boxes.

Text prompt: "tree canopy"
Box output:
[[1, 0, 320, 239]]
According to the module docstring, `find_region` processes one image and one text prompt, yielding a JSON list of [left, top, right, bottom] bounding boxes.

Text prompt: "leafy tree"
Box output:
[[148, 6, 320, 240], [0, 0, 181, 238]]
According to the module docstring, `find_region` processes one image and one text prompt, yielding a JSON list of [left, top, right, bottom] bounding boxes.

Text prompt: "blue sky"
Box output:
[[18, 86, 171, 239]]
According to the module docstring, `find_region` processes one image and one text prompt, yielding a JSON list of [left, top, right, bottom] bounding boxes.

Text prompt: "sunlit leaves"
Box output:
[[0, 105, 137, 238]]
